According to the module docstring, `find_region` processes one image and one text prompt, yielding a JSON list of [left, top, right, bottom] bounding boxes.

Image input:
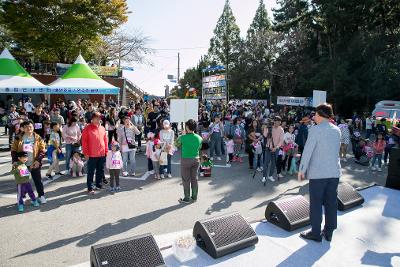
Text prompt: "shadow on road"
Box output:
[[13, 203, 184, 258]]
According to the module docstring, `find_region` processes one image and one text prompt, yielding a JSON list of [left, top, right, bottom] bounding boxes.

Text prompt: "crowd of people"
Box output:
[[3, 96, 399, 211]]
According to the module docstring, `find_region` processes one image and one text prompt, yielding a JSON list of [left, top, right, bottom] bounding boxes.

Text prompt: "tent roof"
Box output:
[[0, 48, 46, 89], [49, 55, 119, 93]]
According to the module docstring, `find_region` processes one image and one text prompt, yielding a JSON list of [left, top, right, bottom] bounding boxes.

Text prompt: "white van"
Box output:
[[372, 100, 400, 128]]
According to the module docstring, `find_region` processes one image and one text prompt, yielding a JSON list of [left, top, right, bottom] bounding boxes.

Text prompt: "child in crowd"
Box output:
[[70, 151, 84, 177], [43, 120, 51, 143], [200, 154, 213, 177], [151, 139, 162, 180], [200, 121, 210, 156], [106, 142, 123, 192], [145, 132, 155, 175], [252, 133, 263, 171], [46, 122, 63, 179], [12, 151, 39, 212], [225, 134, 234, 164], [371, 133, 386, 171]]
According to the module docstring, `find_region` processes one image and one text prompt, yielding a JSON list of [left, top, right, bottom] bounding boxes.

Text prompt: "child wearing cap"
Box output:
[[70, 151, 84, 177], [106, 142, 123, 192], [12, 151, 39, 212]]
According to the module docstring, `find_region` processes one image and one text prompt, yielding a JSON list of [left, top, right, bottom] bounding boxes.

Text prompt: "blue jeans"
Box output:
[[253, 154, 262, 169], [371, 154, 382, 168], [209, 132, 222, 157], [87, 157, 105, 190], [160, 154, 172, 174], [309, 178, 339, 236], [65, 144, 80, 172], [263, 150, 277, 177], [122, 150, 136, 173]]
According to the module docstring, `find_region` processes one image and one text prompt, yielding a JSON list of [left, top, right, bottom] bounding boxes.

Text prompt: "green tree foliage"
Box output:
[[208, 0, 242, 69], [272, 0, 400, 115], [0, 0, 128, 63]]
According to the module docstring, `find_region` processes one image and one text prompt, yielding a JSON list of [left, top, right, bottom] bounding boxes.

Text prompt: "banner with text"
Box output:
[[277, 96, 313, 107], [202, 74, 227, 100]]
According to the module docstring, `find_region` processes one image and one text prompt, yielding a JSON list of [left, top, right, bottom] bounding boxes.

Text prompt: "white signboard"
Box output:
[[313, 90, 327, 107], [277, 96, 312, 106], [170, 99, 199, 123]]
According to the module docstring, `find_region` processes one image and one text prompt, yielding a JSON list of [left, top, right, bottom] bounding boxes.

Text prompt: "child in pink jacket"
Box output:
[[106, 142, 123, 192], [70, 152, 84, 177]]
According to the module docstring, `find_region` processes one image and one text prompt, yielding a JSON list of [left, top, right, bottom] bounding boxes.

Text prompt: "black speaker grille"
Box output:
[[275, 195, 309, 223], [94, 235, 164, 267], [202, 214, 255, 249], [338, 183, 361, 203]]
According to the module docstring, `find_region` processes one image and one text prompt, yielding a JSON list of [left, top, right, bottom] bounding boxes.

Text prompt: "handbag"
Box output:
[[124, 127, 137, 149], [160, 151, 168, 165]]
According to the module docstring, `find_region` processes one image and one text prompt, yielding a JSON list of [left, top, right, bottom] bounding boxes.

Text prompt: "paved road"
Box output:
[[0, 133, 389, 267]]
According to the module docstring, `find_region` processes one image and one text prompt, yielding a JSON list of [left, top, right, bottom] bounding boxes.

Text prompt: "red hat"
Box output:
[[154, 138, 160, 146]]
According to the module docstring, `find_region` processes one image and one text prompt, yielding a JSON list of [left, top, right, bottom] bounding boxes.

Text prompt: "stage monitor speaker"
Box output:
[[193, 212, 258, 259], [90, 233, 166, 267], [386, 175, 400, 190], [265, 195, 310, 232], [337, 182, 364, 211], [388, 148, 400, 177]]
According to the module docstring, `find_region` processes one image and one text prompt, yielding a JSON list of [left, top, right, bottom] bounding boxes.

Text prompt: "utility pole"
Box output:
[[177, 52, 180, 85]]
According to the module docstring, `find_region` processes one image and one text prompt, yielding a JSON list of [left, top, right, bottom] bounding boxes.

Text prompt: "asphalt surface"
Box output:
[[0, 131, 389, 267]]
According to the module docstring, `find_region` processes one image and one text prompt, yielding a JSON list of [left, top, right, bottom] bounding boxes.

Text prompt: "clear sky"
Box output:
[[123, 0, 278, 96]]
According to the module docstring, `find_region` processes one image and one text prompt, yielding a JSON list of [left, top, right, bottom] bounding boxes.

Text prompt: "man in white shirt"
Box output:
[[24, 98, 35, 115]]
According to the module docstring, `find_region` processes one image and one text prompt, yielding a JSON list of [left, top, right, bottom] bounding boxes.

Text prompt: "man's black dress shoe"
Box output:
[[322, 230, 332, 241], [300, 230, 322, 242]]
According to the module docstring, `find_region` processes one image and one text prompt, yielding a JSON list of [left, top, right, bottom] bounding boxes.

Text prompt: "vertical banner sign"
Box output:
[[312, 90, 327, 107], [202, 75, 227, 100]]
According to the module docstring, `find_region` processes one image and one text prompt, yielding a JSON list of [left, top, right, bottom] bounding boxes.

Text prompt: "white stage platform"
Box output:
[[73, 186, 400, 267]]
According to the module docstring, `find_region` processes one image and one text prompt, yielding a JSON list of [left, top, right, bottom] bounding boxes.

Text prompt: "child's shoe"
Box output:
[[160, 174, 165, 179], [18, 204, 24, 212], [78, 172, 83, 177], [109, 187, 115, 193], [115, 186, 121, 191], [32, 200, 40, 207], [72, 172, 77, 177], [200, 172, 204, 177]]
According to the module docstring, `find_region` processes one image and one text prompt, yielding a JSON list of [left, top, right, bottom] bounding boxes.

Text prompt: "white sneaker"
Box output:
[[210, 157, 214, 161], [262, 177, 266, 183], [130, 172, 136, 177], [160, 174, 165, 179], [122, 171, 128, 177], [200, 173, 204, 177], [268, 176, 275, 182], [278, 174, 284, 178], [167, 174, 172, 178], [149, 170, 155, 174], [371, 166, 376, 171], [217, 157, 222, 161], [39, 196, 47, 204], [257, 167, 262, 172], [378, 167, 382, 172]]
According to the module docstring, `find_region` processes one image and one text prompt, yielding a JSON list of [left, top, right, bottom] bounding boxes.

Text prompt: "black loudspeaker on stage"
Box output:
[[386, 148, 400, 190], [90, 233, 166, 267], [193, 212, 258, 259], [337, 182, 365, 211], [265, 195, 310, 231]]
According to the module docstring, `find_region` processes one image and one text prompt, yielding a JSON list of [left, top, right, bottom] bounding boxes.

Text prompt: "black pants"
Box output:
[[29, 166, 44, 197], [109, 169, 120, 187], [108, 130, 117, 144], [8, 125, 15, 148], [309, 178, 339, 236], [283, 155, 293, 171], [87, 157, 105, 190], [276, 154, 284, 174], [136, 132, 142, 148], [248, 149, 254, 168]]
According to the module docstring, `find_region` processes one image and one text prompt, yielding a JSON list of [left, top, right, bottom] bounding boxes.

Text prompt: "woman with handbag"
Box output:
[[118, 116, 140, 177], [105, 107, 118, 145], [62, 116, 81, 175], [159, 119, 175, 178]]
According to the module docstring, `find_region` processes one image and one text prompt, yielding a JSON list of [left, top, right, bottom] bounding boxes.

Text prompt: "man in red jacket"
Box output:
[[82, 112, 108, 194]]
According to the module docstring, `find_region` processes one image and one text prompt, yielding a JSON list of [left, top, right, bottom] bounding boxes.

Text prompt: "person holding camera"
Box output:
[[118, 116, 140, 177]]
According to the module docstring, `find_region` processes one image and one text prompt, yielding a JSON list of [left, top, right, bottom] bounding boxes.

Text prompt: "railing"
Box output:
[[125, 78, 145, 98]]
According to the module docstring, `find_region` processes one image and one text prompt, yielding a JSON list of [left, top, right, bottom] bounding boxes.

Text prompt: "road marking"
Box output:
[[42, 174, 62, 186], [119, 172, 150, 181], [171, 161, 231, 168], [0, 193, 15, 199]]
